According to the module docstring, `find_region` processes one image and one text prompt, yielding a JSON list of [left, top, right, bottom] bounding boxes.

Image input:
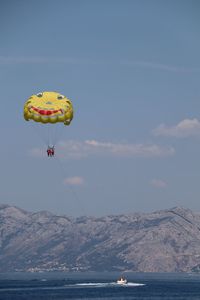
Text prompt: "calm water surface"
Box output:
[[0, 272, 200, 300]]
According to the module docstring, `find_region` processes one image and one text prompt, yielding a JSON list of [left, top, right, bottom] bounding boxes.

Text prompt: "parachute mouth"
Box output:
[[30, 106, 64, 116]]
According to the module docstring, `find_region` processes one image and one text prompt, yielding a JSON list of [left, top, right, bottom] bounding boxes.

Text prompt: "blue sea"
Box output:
[[0, 272, 200, 300]]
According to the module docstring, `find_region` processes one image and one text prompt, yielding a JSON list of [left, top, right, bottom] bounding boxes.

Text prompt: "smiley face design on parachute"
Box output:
[[23, 91, 73, 125]]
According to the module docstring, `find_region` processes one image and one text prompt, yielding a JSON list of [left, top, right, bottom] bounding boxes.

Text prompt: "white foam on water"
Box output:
[[0, 282, 145, 292], [73, 282, 145, 288], [74, 283, 109, 287], [126, 282, 145, 287]]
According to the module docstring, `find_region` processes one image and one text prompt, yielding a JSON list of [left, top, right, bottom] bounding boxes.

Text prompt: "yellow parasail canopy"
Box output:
[[24, 91, 73, 125]]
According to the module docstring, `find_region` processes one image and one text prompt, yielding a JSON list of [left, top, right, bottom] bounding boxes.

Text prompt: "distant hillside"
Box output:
[[1, 204, 200, 272]]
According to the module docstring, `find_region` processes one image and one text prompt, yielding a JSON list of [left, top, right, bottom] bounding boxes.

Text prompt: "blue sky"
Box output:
[[1, 0, 200, 216]]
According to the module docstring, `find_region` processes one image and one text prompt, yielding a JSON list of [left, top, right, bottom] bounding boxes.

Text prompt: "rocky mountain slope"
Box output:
[[1, 204, 200, 272]]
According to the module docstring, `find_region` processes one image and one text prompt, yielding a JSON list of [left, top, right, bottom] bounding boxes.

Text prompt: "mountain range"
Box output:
[[1, 204, 200, 272]]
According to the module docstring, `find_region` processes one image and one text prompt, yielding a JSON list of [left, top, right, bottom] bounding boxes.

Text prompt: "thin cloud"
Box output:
[[63, 177, 84, 186], [58, 140, 175, 159], [0, 56, 199, 73], [122, 60, 200, 73], [153, 118, 200, 138], [150, 179, 167, 189], [0, 56, 101, 65]]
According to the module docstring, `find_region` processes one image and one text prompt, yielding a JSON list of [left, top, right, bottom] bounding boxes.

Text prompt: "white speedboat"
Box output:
[[116, 277, 127, 285]]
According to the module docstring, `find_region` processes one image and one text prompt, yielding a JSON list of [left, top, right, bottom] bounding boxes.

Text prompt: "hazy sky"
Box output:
[[1, 0, 200, 216]]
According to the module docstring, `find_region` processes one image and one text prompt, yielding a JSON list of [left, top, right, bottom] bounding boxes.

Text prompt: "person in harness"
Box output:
[[47, 146, 55, 157]]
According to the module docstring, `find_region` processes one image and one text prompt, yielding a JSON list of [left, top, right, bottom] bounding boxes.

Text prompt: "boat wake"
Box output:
[[74, 282, 145, 288], [0, 281, 145, 292]]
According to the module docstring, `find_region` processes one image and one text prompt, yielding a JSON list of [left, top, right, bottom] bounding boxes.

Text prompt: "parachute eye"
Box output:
[[57, 95, 65, 100], [36, 93, 43, 98]]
